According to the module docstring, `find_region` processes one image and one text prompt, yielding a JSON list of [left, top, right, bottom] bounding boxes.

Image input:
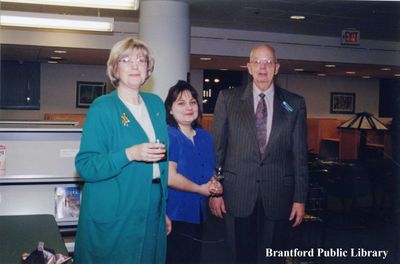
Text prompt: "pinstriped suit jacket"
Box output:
[[211, 83, 309, 219]]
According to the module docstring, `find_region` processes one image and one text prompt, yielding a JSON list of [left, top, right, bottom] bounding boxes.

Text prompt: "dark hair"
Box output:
[[165, 80, 202, 128]]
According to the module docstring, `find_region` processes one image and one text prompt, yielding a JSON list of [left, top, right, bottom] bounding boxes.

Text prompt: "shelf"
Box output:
[[0, 174, 82, 184], [0, 120, 80, 131], [366, 143, 384, 148], [321, 137, 340, 142]]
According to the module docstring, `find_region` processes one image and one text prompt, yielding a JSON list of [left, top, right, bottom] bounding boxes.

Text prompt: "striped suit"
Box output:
[[212, 83, 309, 262]]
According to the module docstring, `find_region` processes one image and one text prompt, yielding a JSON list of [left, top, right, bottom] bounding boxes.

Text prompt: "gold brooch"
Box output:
[[121, 112, 130, 126]]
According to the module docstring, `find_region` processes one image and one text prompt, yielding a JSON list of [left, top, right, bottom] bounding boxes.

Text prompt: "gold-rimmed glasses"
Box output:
[[250, 58, 276, 66], [119, 56, 148, 67]]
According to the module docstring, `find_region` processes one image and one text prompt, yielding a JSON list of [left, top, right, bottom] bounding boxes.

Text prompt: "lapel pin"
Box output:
[[156, 112, 160, 117], [282, 101, 294, 112], [121, 112, 130, 126]]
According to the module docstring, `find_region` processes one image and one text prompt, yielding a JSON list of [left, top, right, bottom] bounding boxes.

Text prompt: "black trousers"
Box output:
[[166, 220, 204, 264], [233, 199, 291, 264]]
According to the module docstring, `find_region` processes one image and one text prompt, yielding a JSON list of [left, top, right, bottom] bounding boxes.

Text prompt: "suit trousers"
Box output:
[[232, 198, 291, 264]]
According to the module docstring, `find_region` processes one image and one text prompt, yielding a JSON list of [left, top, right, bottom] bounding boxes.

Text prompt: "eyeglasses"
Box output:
[[250, 58, 276, 66], [119, 56, 148, 66]]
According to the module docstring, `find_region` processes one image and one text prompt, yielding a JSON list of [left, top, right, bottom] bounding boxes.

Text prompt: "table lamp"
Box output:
[[338, 112, 388, 161]]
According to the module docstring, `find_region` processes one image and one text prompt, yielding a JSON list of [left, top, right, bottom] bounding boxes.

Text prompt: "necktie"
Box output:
[[256, 93, 267, 153]]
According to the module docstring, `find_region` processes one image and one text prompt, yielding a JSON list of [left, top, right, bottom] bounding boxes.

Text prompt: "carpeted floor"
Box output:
[[198, 195, 397, 264]]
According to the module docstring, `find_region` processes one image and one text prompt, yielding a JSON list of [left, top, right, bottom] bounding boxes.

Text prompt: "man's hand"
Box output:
[[289, 202, 305, 227], [209, 197, 226, 218]]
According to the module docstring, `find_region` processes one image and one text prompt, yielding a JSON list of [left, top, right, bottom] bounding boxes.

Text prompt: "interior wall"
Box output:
[[1, 21, 396, 121], [191, 69, 381, 119], [0, 64, 382, 121], [0, 63, 108, 120], [277, 74, 380, 119], [2, 22, 398, 67]]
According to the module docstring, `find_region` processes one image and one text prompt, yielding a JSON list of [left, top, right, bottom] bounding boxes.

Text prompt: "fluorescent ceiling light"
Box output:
[[0, 11, 114, 32], [290, 15, 305, 20], [1, 0, 139, 10]]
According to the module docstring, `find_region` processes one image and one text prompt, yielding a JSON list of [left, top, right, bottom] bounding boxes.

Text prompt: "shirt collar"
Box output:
[[253, 83, 275, 98]]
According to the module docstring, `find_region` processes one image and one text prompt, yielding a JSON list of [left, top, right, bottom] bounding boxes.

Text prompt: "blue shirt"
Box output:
[[166, 125, 215, 224]]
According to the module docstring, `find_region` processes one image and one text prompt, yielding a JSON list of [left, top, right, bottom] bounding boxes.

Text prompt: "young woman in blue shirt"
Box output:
[[165, 80, 220, 263]]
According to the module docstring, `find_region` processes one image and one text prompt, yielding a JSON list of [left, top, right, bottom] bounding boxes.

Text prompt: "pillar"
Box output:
[[139, 0, 190, 99]]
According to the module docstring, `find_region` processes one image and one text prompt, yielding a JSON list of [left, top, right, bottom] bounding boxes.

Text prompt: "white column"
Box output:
[[139, 0, 190, 99]]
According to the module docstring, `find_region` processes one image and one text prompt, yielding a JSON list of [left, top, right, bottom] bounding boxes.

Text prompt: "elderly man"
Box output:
[[210, 44, 309, 263]]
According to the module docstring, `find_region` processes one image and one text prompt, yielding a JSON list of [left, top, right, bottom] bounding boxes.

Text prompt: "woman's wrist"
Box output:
[[197, 183, 210, 197], [125, 146, 136, 161]]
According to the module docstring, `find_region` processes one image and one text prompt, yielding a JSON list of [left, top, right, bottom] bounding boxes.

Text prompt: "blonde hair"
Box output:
[[107, 37, 155, 87]]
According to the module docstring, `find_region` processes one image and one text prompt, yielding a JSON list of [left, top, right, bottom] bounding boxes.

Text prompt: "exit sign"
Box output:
[[341, 29, 360, 45]]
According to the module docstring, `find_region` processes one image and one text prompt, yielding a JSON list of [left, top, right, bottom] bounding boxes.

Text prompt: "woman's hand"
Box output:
[[197, 183, 211, 196], [209, 178, 223, 195], [197, 178, 223, 197], [126, 142, 166, 162], [166, 215, 172, 235]]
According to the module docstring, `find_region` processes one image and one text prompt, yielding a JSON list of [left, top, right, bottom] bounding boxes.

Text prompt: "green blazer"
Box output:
[[74, 90, 169, 264]]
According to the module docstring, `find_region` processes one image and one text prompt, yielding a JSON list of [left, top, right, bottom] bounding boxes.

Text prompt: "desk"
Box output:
[[0, 214, 69, 263], [319, 138, 340, 159]]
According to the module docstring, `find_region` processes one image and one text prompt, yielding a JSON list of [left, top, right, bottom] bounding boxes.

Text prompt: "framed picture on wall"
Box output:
[[330, 92, 356, 114], [76, 81, 106, 108]]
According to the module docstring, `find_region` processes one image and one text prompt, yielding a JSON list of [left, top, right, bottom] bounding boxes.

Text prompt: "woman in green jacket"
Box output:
[[74, 37, 170, 263]]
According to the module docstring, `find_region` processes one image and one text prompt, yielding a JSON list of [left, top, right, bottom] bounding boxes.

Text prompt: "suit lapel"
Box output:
[[263, 88, 288, 158], [240, 83, 262, 158]]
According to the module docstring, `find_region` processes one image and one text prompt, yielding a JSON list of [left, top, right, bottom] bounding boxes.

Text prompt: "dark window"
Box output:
[[1, 60, 40, 109], [202, 70, 248, 114], [379, 79, 400, 118]]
